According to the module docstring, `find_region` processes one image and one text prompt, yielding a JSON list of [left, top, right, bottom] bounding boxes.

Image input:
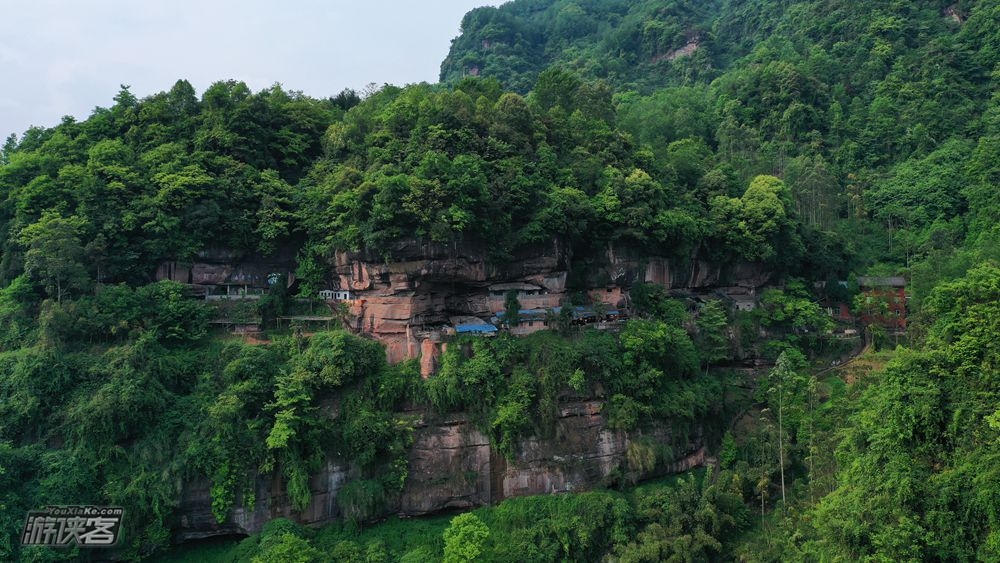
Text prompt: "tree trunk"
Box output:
[[778, 392, 786, 509]]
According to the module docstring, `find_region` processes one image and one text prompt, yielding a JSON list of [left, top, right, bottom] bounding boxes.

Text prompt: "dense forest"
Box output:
[[1, 0, 999, 560]]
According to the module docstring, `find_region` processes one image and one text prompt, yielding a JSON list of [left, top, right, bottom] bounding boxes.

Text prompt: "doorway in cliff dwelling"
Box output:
[[285, 276, 302, 296], [436, 280, 484, 321]]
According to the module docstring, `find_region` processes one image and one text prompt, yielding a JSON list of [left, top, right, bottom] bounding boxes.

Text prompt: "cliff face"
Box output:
[[330, 239, 770, 365], [156, 245, 300, 289], [333, 238, 769, 303], [174, 399, 705, 541], [166, 240, 745, 543], [157, 240, 770, 367]]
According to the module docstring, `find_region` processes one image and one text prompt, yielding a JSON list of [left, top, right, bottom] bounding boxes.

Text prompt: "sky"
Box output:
[[0, 0, 504, 139]]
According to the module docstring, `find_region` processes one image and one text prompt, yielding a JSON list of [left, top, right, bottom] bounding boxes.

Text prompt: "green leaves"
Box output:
[[292, 331, 386, 388], [620, 318, 698, 388], [696, 299, 730, 368], [710, 175, 794, 262], [18, 212, 90, 304], [443, 513, 490, 563], [616, 468, 749, 562], [266, 370, 314, 451], [801, 263, 1000, 560], [258, 332, 410, 515]]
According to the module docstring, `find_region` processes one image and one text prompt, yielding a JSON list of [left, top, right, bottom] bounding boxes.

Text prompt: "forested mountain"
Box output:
[[0, 81, 345, 287], [0, 0, 998, 561], [443, 0, 993, 270], [440, 0, 726, 92]]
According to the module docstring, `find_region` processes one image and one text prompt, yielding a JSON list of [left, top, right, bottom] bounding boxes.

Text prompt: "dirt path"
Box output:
[[813, 336, 871, 378]]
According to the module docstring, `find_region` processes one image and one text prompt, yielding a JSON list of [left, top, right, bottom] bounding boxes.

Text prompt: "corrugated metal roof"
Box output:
[[495, 308, 551, 318], [455, 324, 498, 334], [858, 276, 906, 287], [489, 282, 542, 292]]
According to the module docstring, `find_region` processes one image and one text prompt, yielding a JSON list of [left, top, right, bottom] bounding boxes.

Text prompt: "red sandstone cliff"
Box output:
[[174, 399, 705, 540]]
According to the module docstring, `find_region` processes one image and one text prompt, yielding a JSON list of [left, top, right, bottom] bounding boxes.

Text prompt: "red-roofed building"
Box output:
[[857, 276, 907, 330]]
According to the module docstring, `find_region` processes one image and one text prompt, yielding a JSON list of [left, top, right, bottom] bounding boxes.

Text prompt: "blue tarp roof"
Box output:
[[495, 308, 551, 318], [494, 306, 622, 320], [456, 324, 498, 334]]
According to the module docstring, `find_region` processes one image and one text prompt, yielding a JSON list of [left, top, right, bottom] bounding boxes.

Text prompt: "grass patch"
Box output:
[[313, 513, 453, 560]]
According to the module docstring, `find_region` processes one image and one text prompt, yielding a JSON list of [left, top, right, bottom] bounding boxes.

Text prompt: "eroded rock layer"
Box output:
[[175, 400, 704, 540]]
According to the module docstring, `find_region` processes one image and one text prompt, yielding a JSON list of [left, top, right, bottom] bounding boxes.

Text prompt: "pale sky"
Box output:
[[0, 0, 503, 139]]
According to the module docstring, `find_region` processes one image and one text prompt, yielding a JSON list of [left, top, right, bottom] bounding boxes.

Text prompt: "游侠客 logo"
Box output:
[[21, 506, 123, 547]]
